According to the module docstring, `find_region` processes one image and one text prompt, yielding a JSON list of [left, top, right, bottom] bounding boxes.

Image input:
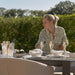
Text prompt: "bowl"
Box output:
[[29, 49, 43, 57]]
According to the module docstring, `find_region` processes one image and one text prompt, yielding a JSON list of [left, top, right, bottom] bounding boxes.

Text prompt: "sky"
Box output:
[[0, 0, 75, 11]]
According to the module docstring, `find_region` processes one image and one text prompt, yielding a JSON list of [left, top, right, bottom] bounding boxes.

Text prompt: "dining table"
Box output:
[[27, 56, 75, 75], [0, 50, 75, 75]]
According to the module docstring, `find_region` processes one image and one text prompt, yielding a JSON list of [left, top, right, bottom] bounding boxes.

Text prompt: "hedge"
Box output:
[[0, 14, 75, 52]]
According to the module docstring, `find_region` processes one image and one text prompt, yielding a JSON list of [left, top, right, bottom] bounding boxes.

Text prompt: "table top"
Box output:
[[27, 56, 75, 62], [0, 52, 75, 62]]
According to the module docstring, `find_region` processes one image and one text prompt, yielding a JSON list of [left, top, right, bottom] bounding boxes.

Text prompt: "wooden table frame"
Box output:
[[28, 57, 75, 75]]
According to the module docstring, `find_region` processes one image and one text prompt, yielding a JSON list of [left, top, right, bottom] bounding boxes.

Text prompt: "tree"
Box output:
[[17, 9, 25, 17], [47, 1, 75, 15], [29, 10, 46, 17], [4, 9, 17, 17], [0, 7, 5, 17]]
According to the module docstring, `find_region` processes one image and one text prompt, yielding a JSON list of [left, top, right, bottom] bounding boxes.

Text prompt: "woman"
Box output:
[[35, 14, 68, 55]]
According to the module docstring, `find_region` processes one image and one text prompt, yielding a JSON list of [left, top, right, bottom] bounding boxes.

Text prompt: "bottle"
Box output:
[[11, 39, 16, 52], [12, 39, 16, 43]]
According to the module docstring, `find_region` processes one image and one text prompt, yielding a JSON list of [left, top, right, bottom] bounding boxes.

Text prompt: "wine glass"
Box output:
[[40, 41, 44, 50]]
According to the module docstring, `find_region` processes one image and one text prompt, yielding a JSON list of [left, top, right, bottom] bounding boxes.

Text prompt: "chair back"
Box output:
[[0, 58, 54, 75]]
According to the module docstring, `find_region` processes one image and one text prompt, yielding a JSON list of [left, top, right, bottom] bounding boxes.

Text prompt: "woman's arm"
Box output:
[[35, 29, 45, 49], [59, 28, 68, 50]]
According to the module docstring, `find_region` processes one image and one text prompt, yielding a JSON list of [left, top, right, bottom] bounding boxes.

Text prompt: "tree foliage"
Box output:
[[4, 9, 17, 17], [47, 1, 75, 15], [0, 1, 75, 17], [0, 7, 5, 16]]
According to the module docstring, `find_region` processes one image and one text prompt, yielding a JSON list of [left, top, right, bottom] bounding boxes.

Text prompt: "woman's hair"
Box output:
[[43, 14, 59, 26]]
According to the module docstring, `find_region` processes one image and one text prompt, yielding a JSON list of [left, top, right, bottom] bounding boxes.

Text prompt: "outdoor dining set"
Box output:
[[0, 41, 75, 75]]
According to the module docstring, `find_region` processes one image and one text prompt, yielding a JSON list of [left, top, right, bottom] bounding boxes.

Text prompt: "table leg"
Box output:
[[73, 70, 75, 75], [62, 61, 70, 75]]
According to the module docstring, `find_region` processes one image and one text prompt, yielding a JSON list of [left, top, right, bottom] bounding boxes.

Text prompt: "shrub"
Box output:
[[0, 14, 75, 52]]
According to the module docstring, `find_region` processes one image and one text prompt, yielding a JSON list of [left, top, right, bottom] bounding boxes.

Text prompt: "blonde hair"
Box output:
[[43, 14, 59, 26]]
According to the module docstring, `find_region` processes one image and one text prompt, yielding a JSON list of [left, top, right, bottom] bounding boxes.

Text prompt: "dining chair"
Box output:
[[0, 58, 8, 75], [0, 58, 54, 75]]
